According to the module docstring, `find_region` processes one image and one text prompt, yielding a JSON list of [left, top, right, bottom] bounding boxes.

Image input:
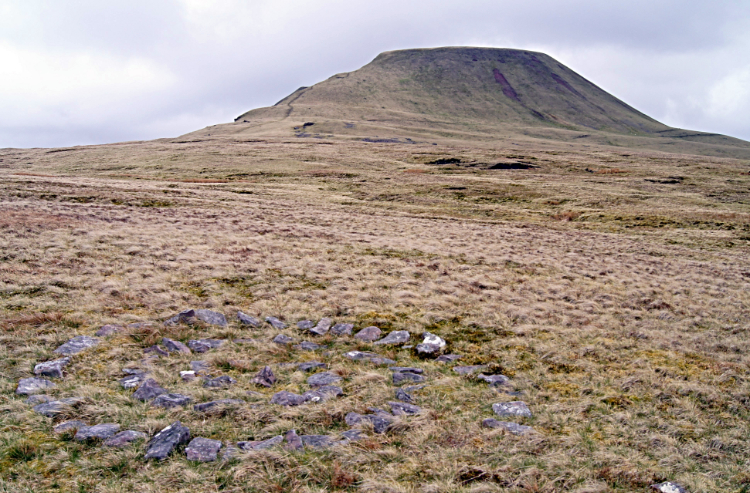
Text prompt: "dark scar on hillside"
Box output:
[[492, 69, 520, 101]]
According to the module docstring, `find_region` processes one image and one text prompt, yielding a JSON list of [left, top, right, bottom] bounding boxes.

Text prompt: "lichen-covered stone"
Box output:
[[388, 401, 421, 415], [307, 371, 341, 387], [187, 339, 224, 353], [422, 332, 446, 348], [294, 341, 325, 351], [95, 324, 123, 336], [203, 375, 235, 388], [16, 377, 56, 395], [297, 320, 314, 330], [345, 412, 392, 433], [392, 372, 425, 385], [354, 326, 381, 342], [53, 420, 86, 434], [300, 435, 335, 449], [302, 385, 343, 403], [492, 401, 532, 418], [395, 388, 413, 403], [133, 379, 167, 401], [237, 311, 260, 327], [650, 482, 688, 493], [272, 334, 294, 345], [33, 397, 83, 417], [298, 361, 327, 372], [250, 366, 276, 387], [310, 317, 332, 336], [185, 437, 222, 462], [145, 421, 190, 460], [481, 419, 533, 435], [478, 374, 510, 386], [34, 358, 70, 379], [331, 323, 353, 336], [374, 330, 410, 345], [193, 399, 244, 412], [388, 367, 423, 374], [237, 435, 283, 451], [195, 309, 227, 327], [165, 309, 196, 325], [75, 423, 120, 441], [436, 354, 462, 363], [266, 316, 287, 329], [119, 374, 147, 389], [152, 393, 192, 409], [270, 391, 307, 406], [54, 336, 99, 355], [162, 338, 191, 354], [103, 430, 147, 447]]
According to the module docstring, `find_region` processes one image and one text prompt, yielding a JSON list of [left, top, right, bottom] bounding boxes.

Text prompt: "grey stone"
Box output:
[[187, 339, 224, 353], [165, 309, 196, 325], [422, 332, 446, 348], [388, 367, 423, 374], [393, 372, 425, 385], [415, 343, 441, 355], [272, 334, 294, 345], [54, 336, 99, 355], [375, 330, 410, 345], [331, 323, 353, 336], [344, 350, 378, 360], [180, 371, 196, 382], [294, 341, 325, 351], [33, 397, 83, 417], [237, 435, 283, 451], [481, 419, 534, 435], [95, 324, 123, 336], [307, 371, 341, 387], [75, 423, 120, 441], [301, 435, 335, 449], [310, 317, 332, 336], [34, 358, 70, 379], [436, 354, 462, 363], [388, 401, 422, 415], [650, 482, 688, 493], [250, 366, 276, 387], [145, 421, 190, 460], [185, 437, 222, 462], [237, 311, 260, 327], [345, 412, 392, 434], [302, 385, 343, 403], [284, 429, 303, 451], [297, 320, 314, 330], [193, 399, 244, 412], [152, 393, 192, 409], [119, 374, 146, 389], [103, 430, 147, 447], [16, 377, 56, 395], [341, 429, 364, 441], [203, 375, 236, 388], [26, 395, 53, 405], [195, 309, 227, 327], [395, 388, 413, 403], [162, 338, 191, 354], [404, 385, 426, 392], [266, 316, 287, 329], [132, 379, 167, 401], [298, 361, 327, 372], [53, 420, 87, 434], [453, 365, 488, 375], [492, 401, 532, 418], [122, 368, 145, 375], [354, 326, 381, 342], [478, 374, 510, 387], [270, 390, 307, 406], [190, 360, 210, 373], [371, 357, 397, 365], [144, 345, 168, 357]]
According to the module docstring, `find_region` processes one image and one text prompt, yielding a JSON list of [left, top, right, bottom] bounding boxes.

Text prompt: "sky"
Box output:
[[1, 0, 749, 148]]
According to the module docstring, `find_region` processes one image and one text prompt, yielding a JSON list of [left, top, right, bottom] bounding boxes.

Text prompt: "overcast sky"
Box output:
[[1, 0, 749, 148]]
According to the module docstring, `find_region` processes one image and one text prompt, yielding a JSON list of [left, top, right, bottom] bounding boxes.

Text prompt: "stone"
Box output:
[[266, 316, 287, 329], [395, 388, 413, 403], [185, 437, 222, 462], [302, 385, 343, 403], [237, 435, 283, 451], [221, 443, 239, 460], [310, 317, 332, 336], [16, 377, 56, 395], [481, 419, 534, 435], [393, 372, 425, 385], [388, 367, 423, 374], [307, 371, 341, 387], [272, 334, 294, 345], [345, 412, 392, 434], [75, 423, 120, 441], [331, 323, 353, 336], [341, 429, 364, 441], [453, 365, 488, 375], [120, 374, 147, 389], [270, 391, 307, 406], [162, 338, 191, 354], [492, 401, 532, 418], [298, 361, 327, 372], [195, 309, 227, 327], [152, 393, 192, 409], [165, 309, 196, 325], [295, 341, 325, 351], [354, 326, 381, 342], [203, 375, 236, 388], [650, 482, 688, 493], [284, 429, 303, 451], [436, 354, 462, 363], [144, 345, 168, 357], [415, 343, 441, 355], [53, 420, 87, 434], [297, 320, 314, 330], [180, 371, 196, 382], [190, 360, 210, 373], [145, 421, 190, 460], [250, 366, 276, 387], [344, 350, 378, 360], [33, 397, 83, 417], [103, 430, 147, 447], [95, 324, 123, 336], [301, 435, 335, 449], [34, 358, 70, 379], [127, 322, 154, 329], [132, 379, 167, 401], [187, 339, 224, 353], [237, 311, 260, 327], [422, 332, 446, 348], [370, 357, 397, 365], [122, 368, 145, 375], [194, 399, 244, 412], [388, 401, 422, 415], [26, 395, 52, 405], [478, 374, 510, 387], [375, 330, 410, 345], [54, 335, 99, 355]]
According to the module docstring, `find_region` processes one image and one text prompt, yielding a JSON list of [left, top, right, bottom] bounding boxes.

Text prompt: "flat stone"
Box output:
[[492, 401, 532, 418], [345, 412, 392, 433], [370, 357, 397, 365], [145, 421, 190, 460], [374, 330, 410, 345], [120, 374, 147, 389], [195, 309, 227, 327], [266, 316, 287, 329], [436, 354, 462, 363], [132, 378, 167, 401], [422, 332, 446, 348], [331, 323, 353, 336], [395, 388, 413, 403], [301, 435, 335, 449], [393, 372, 425, 385], [307, 371, 341, 387], [415, 343, 441, 355], [103, 430, 147, 447], [34, 358, 70, 379], [284, 429, 303, 451], [298, 361, 327, 372], [481, 419, 534, 435], [270, 390, 307, 406], [341, 429, 364, 441], [95, 324, 123, 336], [162, 338, 191, 354], [152, 393, 192, 409], [75, 423, 120, 441], [302, 385, 343, 403], [478, 374, 510, 387], [190, 360, 210, 373], [388, 367, 423, 374], [53, 420, 87, 434], [16, 377, 56, 395], [203, 375, 236, 388], [185, 437, 222, 462], [388, 401, 422, 415], [250, 366, 276, 387], [237, 435, 283, 451], [453, 365, 488, 375], [165, 309, 196, 325], [354, 326, 381, 342], [404, 385, 426, 392], [144, 345, 168, 357], [294, 341, 325, 351], [344, 350, 378, 360], [187, 339, 225, 353], [54, 336, 99, 355], [237, 311, 260, 327], [33, 397, 83, 417], [310, 317, 332, 336], [272, 334, 294, 345], [180, 371, 196, 382], [193, 399, 244, 412], [26, 395, 52, 405], [297, 320, 314, 330], [651, 482, 688, 493], [122, 368, 145, 375]]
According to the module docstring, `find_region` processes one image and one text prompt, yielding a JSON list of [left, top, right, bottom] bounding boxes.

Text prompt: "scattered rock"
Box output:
[[298, 361, 327, 372], [120, 374, 147, 389], [307, 371, 342, 387], [53, 420, 87, 434], [393, 372, 425, 385], [331, 323, 353, 336], [152, 393, 192, 409], [180, 371, 196, 382], [284, 429, 303, 451], [301, 435, 335, 449], [237, 435, 283, 451], [422, 332, 446, 348], [295, 341, 325, 351], [297, 320, 314, 330], [492, 401, 532, 418], [478, 374, 510, 387], [145, 421, 190, 460], [270, 391, 307, 406], [162, 338, 191, 354], [194, 399, 244, 412], [34, 358, 70, 379], [388, 367, 423, 374], [26, 395, 53, 405], [345, 412, 392, 433], [354, 326, 381, 342], [237, 311, 260, 327], [54, 336, 99, 355], [75, 423, 120, 442], [165, 309, 196, 325], [144, 345, 169, 357], [203, 376, 236, 388], [195, 309, 227, 327], [453, 365, 488, 375], [103, 430, 147, 447], [341, 429, 364, 441], [344, 351, 395, 365], [16, 377, 56, 395], [651, 482, 688, 493], [190, 360, 210, 373], [415, 343, 441, 355], [185, 437, 222, 462], [436, 354, 462, 363], [310, 317, 332, 336], [266, 317, 287, 329], [187, 339, 224, 353], [375, 330, 410, 345], [122, 368, 145, 375], [250, 366, 276, 387], [272, 334, 294, 345], [95, 324, 123, 336], [482, 419, 533, 435], [388, 401, 421, 415], [395, 388, 413, 403], [371, 357, 397, 365], [33, 397, 83, 417], [132, 379, 167, 401], [302, 385, 343, 403]]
